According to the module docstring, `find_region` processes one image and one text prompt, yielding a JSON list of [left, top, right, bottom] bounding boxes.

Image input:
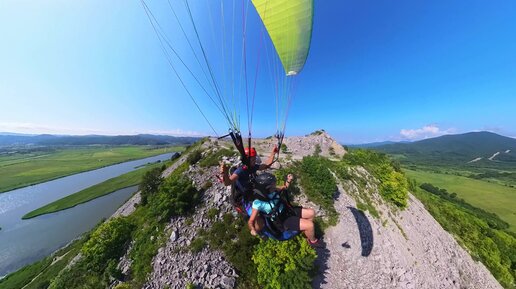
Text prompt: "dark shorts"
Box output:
[[282, 207, 303, 232]]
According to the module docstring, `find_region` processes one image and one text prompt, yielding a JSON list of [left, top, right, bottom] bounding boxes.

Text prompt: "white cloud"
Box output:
[[399, 124, 455, 140], [0, 122, 206, 137]]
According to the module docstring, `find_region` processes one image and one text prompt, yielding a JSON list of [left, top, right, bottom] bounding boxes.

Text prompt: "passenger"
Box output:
[[248, 173, 319, 245]]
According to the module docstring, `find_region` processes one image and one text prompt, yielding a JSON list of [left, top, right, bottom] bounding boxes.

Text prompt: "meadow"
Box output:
[[0, 146, 183, 193], [405, 169, 516, 232]]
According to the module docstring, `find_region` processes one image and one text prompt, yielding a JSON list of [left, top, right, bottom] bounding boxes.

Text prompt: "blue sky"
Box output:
[[1, 0, 515, 143]]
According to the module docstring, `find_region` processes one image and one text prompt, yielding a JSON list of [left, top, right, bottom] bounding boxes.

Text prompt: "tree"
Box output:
[[139, 167, 163, 205], [170, 153, 180, 162], [313, 144, 322, 156]]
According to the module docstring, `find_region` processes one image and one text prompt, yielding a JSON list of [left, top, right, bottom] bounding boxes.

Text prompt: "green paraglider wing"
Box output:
[[251, 0, 314, 76]]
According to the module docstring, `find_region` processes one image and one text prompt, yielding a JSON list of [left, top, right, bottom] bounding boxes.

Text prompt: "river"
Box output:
[[0, 153, 175, 277]]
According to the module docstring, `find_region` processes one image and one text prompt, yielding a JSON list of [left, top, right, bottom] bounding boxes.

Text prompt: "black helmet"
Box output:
[[254, 172, 277, 193]]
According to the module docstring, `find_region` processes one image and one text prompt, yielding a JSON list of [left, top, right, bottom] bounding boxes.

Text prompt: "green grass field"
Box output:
[[405, 169, 516, 232], [22, 161, 167, 219], [0, 146, 183, 193]]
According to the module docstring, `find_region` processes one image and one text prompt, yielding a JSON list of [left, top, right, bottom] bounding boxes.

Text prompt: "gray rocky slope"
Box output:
[[112, 132, 502, 289], [312, 166, 502, 289]]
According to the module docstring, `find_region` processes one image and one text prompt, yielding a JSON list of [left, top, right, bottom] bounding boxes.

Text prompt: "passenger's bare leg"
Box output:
[[301, 208, 315, 221], [299, 218, 316, 242]]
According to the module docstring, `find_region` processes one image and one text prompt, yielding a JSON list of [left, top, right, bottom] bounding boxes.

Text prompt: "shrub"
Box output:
[[106, 259, 124, 281], [189, 237, 206, 253], [202, 181, 213, 191], [50, 218, 134, 288], [380, 170, 408, 208], [343, 149, 408, 208], [114, 283, 133, 289], [187, 150, 203, 165], [81, 217, 134, 273], [129, 221, 166, 283], [295, 156, 338, 225], [252, 236, 316, 289], [356, 199, 380, 219], [185, 217, 193, 226], [148, 176, 199, 221], [48, 261, 102, 289], [207, 208, 219, 220], [334, 161, 352, 180], [281, 143, 288, 154], [199, 148, 235, 167], [309, 129, 325, 136]]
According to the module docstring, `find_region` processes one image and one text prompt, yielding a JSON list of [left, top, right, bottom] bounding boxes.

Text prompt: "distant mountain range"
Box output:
[[0, 132, 36, 136], [0, 133, 200, 147], [372, 131, 516, 166], [348, 140, 411, 148]]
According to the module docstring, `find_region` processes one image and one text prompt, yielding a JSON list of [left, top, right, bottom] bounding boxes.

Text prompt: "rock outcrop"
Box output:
[[247, 130, 346, 162]]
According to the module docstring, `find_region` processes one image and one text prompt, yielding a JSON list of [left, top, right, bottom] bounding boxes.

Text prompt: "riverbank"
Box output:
[[0, 145, 184, 194], [22, 160, 170, 219], [0, 152, 180, 277]]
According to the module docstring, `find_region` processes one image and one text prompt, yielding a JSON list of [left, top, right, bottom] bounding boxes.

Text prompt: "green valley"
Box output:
[[0, 146, 183, 193], [405, 169, 516, 232]]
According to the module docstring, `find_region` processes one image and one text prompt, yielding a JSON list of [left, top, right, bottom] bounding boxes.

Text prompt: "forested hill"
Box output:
[[0, 133, 200, 147], [374, 131, 516, 165]]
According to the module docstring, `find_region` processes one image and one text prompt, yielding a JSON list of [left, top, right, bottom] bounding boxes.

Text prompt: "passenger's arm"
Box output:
[[224, 173, 238, 186], [278, 173, 294, 190], [248, 209, 259, 236]]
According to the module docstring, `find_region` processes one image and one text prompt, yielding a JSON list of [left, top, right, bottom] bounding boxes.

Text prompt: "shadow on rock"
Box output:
[[349, 206, 373, 257], [311, 239, 330, 289], [311, 188, 341, 289]]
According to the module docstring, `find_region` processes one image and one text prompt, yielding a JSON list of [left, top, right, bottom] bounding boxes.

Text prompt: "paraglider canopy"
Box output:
[[252, 0, 314, 76], [140, 0, 314, 164]]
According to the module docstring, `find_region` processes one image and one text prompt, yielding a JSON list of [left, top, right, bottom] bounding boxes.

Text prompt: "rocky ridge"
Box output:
[[113, 133, 502, 289]]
